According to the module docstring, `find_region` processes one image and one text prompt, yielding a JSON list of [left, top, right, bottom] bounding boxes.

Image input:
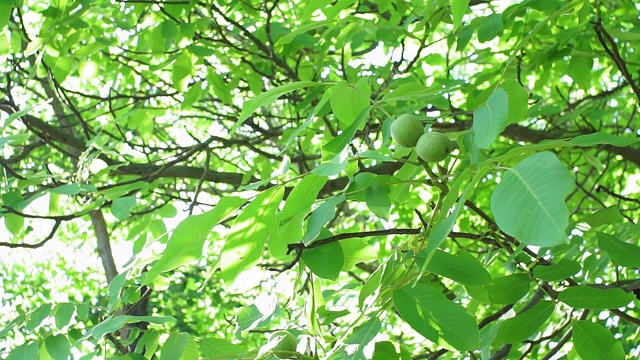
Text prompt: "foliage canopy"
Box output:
[[1, 0, 639, 359]]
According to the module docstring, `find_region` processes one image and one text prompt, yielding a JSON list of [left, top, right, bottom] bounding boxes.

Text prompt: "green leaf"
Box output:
[[365, 183, 391, 220], [91, 316, 128, 338], [180, 336, 200, 360], [234, 81, 322, 133], [44, 334, 71, 360], [596, 232, 640, 268], [572, 321, 625, 360], [3, 212, 23, 235], [450, 0, 469, 30], [495, 301, 554, 344], [417, 250, 492, 287], [302, 241, 344, 280], [344, 318, 381, 357], [206, 69, 233, 105], [7, 342, 38, 360], [579, 206, 623, 228], [221, 187, 284, 285], [160, 20, 179, 39], [135, 330, 160, 355], [359, 265, 383, 309], [26, 303, 51, 331], [473, 88, 509, 148], [181, 82, 203, 109], [0, 133, 29, 146], [568, 55, 593, 90], [393, 286, 440, 344], [172, 53, 193, 92], [372, 341, 404, 360], [274, 19, 333, 47], [48, 184, 81, 195], [110, 196, 136, 220], [558, 286, 635, 309], [199, 338, 246, 357], [477, 13, 503, 42], [485, 273, 530, 304], [499, 79, 529, 123], [302, 194, 346, 245], [270, 213, 305, 260], [379, 82, 437, 102], [393, 283, 479, 351], [571, 132, 639, 147], [330, 80, 370, 126], [532, 259, 581, 281], [321, 105, 372, 159], [490, 152, 575, 247], [340, 239, 377, 272], [0, 0, 15, 31], [143, 196, 244, 285], [280, 173, 327, 222], [160, 333, 191, 360], [54, 303, 75, 329], [234, 295, 278, 338], [424, 167, 474, 252]]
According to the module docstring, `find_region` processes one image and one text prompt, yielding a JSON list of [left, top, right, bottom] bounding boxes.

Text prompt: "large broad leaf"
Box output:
[[490, 152, 575, 247], [330, 79, 370, 126], [301, 241, 344, 280], [393, 283, 479, 351], [417, 250, 492, 287], [364, 183, 391, 221], [44, 334, 71, 360], [572, 321, 625, 360], [485, 273, 530, 304], [596, 232, 640, 268], [54, 303, 75, 329], [495, 301, 554, 344], [143, 196, 244, 285], [473, 88, 509, 149], [558, 286, 635, 309], [532, 259, 581, 281], [221, 187, 284, 285], [567, 55, 593, 90], [110, 196, 136, 220], [393, 287, 440, 344], [579, 207, 623, 228], [280, 173, 327, 222], [477, 14, 503, 42]]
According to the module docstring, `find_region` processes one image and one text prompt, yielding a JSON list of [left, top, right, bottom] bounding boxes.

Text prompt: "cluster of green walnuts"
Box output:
[[390, 114, 452, 162]]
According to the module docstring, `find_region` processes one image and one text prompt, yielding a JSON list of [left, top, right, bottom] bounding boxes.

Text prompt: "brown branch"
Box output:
[[594, 15, 640, 104], [0, 220, 62, 248], [268, 228, 422, 272], [90, 210, 118, 284]]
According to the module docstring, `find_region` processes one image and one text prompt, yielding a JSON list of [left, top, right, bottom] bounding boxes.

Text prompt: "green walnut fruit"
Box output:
[[415, 132, 452, 162], [268, 330, 297, 358], [390, 114, 424, 148]]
